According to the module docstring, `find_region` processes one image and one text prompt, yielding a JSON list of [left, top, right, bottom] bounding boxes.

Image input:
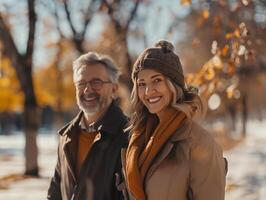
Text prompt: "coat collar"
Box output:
[[145, 118, 192, 180], [94, 101, 128, 135], [169, 117, 192, 142]]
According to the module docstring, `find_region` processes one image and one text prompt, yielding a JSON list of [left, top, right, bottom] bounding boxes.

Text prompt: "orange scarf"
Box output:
[[126, 108, 186, 200]]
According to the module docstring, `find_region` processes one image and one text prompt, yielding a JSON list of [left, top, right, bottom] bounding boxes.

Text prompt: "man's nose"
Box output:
[[84, 83, 93, 93]]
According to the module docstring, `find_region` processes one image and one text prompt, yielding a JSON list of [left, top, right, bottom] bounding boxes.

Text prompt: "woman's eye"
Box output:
[[138, 82, 146, 87], [153, 78, 162, 83]]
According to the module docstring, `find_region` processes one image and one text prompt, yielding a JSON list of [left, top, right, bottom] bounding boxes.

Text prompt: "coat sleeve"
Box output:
[[189, 129, 227, 200], [47, 145, 62, 200]]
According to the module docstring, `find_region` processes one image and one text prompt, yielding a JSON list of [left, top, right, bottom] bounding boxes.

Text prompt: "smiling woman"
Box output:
[[122, 40, 228, 200], [137, 69, 173, 119]]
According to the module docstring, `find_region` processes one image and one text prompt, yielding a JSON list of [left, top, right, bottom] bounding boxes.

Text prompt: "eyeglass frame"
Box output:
[[75, 78, 113, 91]]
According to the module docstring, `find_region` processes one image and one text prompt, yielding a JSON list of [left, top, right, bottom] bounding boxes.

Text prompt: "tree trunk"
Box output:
[[118, 33, 133, 90], [24, 105, 39, 176], [0, 0, 39, 176], [23, 67, 40, 176], [241, 93, 248, 137]]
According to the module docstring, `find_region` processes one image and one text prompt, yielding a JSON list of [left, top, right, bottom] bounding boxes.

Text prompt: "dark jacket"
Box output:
[[47, 101, 128, 200]]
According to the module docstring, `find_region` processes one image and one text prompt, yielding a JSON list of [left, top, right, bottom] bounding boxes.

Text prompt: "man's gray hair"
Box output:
[[73, 52, 121, 83]]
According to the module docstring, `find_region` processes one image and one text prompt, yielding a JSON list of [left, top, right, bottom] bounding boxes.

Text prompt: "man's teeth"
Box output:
[[148, 97, 161, 103], [85, 96, 97, 101]]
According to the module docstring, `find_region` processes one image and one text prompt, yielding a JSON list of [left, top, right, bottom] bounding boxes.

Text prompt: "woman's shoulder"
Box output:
[[188, 121, 223, 159]]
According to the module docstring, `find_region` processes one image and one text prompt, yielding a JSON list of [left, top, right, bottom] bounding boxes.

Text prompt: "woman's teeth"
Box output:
[[147, 97, 161, 103]]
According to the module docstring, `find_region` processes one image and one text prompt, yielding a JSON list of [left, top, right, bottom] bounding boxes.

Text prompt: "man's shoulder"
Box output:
[[57, 112, 82, 136]]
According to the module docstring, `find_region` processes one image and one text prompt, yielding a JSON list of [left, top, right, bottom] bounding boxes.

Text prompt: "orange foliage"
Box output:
[[185, 21, 251, 100], [0, 40, 77, 113]]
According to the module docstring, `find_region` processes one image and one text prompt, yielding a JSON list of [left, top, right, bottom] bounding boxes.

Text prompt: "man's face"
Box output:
[[74, 63, 118, 117]]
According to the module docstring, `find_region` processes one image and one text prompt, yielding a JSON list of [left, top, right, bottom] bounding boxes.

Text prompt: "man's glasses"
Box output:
[[75, 78, 112, 90]]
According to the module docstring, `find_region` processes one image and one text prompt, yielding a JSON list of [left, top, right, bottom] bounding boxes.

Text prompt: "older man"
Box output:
[[47, 52, 128, 200]]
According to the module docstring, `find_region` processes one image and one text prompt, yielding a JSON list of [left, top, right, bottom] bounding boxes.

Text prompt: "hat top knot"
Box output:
[[154, 40, 174, 53]]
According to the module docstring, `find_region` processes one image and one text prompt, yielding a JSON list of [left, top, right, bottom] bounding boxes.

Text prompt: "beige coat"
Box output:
[[121, 119, 227, 200]]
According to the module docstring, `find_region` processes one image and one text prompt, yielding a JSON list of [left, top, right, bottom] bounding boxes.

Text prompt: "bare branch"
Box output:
[[0, 12, 21, 68], [63, 0, 77, 36], [125, 0, 140, 33], [101, 0, 122, 32], [81, 0, 98, 37], [0, 12, 28, 92], [40, 0, 64, 38], [53, 0, 64, 38], [26, 0, 37, 63]]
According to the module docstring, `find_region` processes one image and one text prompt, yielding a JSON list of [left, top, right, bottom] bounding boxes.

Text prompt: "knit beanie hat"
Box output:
[[132, 40, 185, 90]]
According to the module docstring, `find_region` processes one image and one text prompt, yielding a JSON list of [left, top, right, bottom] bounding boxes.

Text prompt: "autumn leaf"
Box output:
[[222, 45, 229, 57], [204, 67, 215, 81], [225, 33, 233, 39], [226, 84, 237, 99], [234, 29, 240, 38], [202, 10, 210, 19], [180, 0, 191, 5], [185, 73, 194, 84]]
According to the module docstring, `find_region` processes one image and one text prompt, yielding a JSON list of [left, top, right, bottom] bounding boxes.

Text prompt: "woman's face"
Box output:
[[137, 69, 173, 117]]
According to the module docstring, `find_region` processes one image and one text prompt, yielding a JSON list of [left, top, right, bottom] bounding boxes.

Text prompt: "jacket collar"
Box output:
[[58, 100, 127, 137], [169, 117, 192, 142], [94, 101, 128, 135]]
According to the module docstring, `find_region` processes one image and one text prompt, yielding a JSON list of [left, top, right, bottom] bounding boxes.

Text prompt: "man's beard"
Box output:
[[77, 92, 101, 116]]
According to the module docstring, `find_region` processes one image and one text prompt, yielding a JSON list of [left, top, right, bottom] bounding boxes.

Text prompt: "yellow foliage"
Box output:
[[234, 29, 240, 38], [0, 56, 23, 112], [204, 67, 215, 81], [34, 63, 76, 112], [225, 33, 234, 39], [226, 84, 236, 99]]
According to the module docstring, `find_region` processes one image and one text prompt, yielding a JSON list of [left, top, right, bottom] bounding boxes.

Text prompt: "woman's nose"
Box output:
[[145, 84, 155, 95]]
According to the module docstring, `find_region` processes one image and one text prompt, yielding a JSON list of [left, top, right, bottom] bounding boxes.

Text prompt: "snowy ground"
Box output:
[[0, 120, 265, 200], [0, 132, 58, 200], [225, 120, 266, 200]]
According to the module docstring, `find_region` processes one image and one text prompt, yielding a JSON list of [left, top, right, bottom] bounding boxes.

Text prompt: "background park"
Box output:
[[0, 0, 266, 199]]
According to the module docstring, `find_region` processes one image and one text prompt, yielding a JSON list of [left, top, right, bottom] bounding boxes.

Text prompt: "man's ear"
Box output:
[[111, 83, 119, 99]]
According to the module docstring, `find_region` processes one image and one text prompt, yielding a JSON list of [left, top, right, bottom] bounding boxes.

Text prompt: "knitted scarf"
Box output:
[[125, 108, 186, 200]]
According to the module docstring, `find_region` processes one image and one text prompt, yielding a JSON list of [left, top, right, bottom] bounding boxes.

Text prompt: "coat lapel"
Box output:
[[146, 142, 174, 179], [146, 119, 192, 180], [59, 112, 83, 183], [63, 134, 78, 183]]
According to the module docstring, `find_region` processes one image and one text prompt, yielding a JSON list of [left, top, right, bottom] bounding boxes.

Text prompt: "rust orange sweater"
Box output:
[[76, 130, 98, 175]]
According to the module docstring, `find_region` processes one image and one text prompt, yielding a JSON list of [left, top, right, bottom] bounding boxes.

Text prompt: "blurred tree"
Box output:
[[41, 0, 100, 54], [38, 0, 141, 115], [100, 0, 141, 89], [0, 0, 39, 175], [176, 0, 266, 137]]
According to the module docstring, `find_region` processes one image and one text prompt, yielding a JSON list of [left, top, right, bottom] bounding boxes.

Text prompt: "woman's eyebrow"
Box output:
[[151, 74, 163, 79], [137, 74, 162, 82]]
